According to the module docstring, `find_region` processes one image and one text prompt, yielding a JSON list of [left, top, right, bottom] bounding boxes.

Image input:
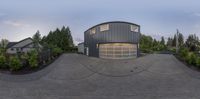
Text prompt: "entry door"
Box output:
[[99, 43, 137, 59]]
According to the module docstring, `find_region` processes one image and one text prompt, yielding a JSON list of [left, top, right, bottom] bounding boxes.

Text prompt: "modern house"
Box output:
[[81, 21, 141, 59], [6, 37, 43, 54]]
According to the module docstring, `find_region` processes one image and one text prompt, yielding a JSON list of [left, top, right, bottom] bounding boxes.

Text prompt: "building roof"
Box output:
[[6, 42, 18, 48], [78, 42, 84, 45], [6, 37, 33, 48], [84, 21, 140, 33]]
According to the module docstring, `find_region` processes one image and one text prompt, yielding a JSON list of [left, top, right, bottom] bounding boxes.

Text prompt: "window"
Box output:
[[16, 48, 19, 52], [11, 48, 14, 51], [96, 44, 99, 48], [100, 24, 109, 31], [130, 25, 139, 32], [90, 28, 96, 35]]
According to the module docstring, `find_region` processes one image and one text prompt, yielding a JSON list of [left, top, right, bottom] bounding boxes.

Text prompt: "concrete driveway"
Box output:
[[1, 54, 200, 99]]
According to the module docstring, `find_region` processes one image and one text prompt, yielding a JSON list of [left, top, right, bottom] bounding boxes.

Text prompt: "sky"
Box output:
[[0, 0, 200, 45]]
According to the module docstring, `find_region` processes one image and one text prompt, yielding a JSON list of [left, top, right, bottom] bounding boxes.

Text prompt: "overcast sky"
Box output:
[[0, 0, 200, 45]]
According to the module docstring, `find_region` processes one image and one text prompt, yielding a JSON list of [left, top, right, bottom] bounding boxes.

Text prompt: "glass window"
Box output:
[[131, 25, 139, 32], [90, 28, 96, 35], [100, 24, 109, 31]]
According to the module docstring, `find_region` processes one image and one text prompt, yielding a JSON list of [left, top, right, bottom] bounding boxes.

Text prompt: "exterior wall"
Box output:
[[6, 38, 43, 54], [6, 48, 17, 54], [84, 21, 140, 57], [22, 48, 35, 53], [78, 43, 84, 54]]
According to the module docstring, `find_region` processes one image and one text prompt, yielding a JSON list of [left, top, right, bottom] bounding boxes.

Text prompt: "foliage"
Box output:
[[139, 34, 153, 53], [52, 47, 63, 56], [0, 55, 6, 68], [185, 34, 200, 51], [32, 30, 42, 52], [178, 47, 189, 60], [139, 34, 167, 53], [171, 32, 184, 47], [9, 56, 22, 71], [167, 37, 173, 47], [32, 30, 42, 43], [28, 50, 38, 68], [187, 52, 197, 65], [0, 39, 9, 49], [41, 26, 74, 52], [196, 57, 200, 67], [160, 36, 165, 45], [0, 39, 9, 55]]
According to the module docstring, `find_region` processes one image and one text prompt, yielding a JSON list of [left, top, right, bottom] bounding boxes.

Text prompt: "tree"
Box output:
[[171, 31, 184, 47], [185, 34, 200, 51], [32, 30, 42, 52], [178, 32, 184, 46], [0, 39, 9, 48], [42, 26, 74, 52], [139, 34, 153, 52], [167, 37, 173, 47], [32, 30, 41, 43], [0, 39, 9, 55], [161, 36, 165, 45]]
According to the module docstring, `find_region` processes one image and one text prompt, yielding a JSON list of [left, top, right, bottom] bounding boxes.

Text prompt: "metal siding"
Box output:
[[84, 22, 140, 58]]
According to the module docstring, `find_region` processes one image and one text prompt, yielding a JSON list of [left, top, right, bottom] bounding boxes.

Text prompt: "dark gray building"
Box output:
[[84, 21, 140, 59]]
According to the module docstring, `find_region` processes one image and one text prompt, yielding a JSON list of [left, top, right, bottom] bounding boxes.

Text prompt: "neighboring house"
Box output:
[[6, 37, 43, 54], [78, 42, 84, 54], [84, 21, 141, 59]]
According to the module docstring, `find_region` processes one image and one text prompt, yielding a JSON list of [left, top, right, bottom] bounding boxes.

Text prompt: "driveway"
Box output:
[[1, 54, 200, 99]]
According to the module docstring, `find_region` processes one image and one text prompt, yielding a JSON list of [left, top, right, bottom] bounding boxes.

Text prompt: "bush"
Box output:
[[0, 55, 6, 69], [187, 52, 197, 65], [179, 47, 189, 60], [28, 50, 38, 68], [196, 57, 200, 67], [9, 56, 22, 71], [52, 47, 63, 56]]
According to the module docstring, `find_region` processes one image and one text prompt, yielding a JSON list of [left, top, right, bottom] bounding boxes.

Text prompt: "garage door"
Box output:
[[99, 43, 137, 59]]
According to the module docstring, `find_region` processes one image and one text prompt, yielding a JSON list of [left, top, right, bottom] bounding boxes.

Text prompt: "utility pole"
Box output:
[[176, 29, 179, 53]]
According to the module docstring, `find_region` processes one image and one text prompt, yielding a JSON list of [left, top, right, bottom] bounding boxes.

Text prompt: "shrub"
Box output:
[[187, 52, 197, 65], [196, 57, 200, 67], [52, 47, 63, 56], [9, 56, 22, 71], [28, 50, 38, 68], [179, 47, 189, 60], [0, 55, 6, 69], [20, 53, 29, 66]]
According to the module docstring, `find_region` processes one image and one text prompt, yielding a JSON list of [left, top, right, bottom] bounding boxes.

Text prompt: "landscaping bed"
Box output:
[[174, 47, 200, 72], [0, 55, 60, 75], [0, 48, 63, 75], [174, 54, 200, 72]]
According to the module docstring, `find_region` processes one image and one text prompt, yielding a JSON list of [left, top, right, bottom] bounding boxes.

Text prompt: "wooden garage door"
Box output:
[[99, 43, 137, 59]]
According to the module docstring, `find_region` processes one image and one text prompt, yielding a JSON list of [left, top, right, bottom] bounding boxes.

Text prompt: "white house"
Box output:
[[6, 37, 43, 54], [78, 42, 84, 54]]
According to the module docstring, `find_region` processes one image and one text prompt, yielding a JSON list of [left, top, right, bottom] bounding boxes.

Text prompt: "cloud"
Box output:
[[75, 37, 84, 43], [3, 20, 30, 27], [193, 12, 200, 17], [0, 13, 6, 17]]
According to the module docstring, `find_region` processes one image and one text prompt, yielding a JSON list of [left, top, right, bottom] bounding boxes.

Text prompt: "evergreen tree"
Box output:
[[41, 26, 74, 52], [32, 30, 42, 52], [32, 30, 41, 43], [161, 36, 165, 45], [185, 34, 200, 51], [167, 37, 173, 47]]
